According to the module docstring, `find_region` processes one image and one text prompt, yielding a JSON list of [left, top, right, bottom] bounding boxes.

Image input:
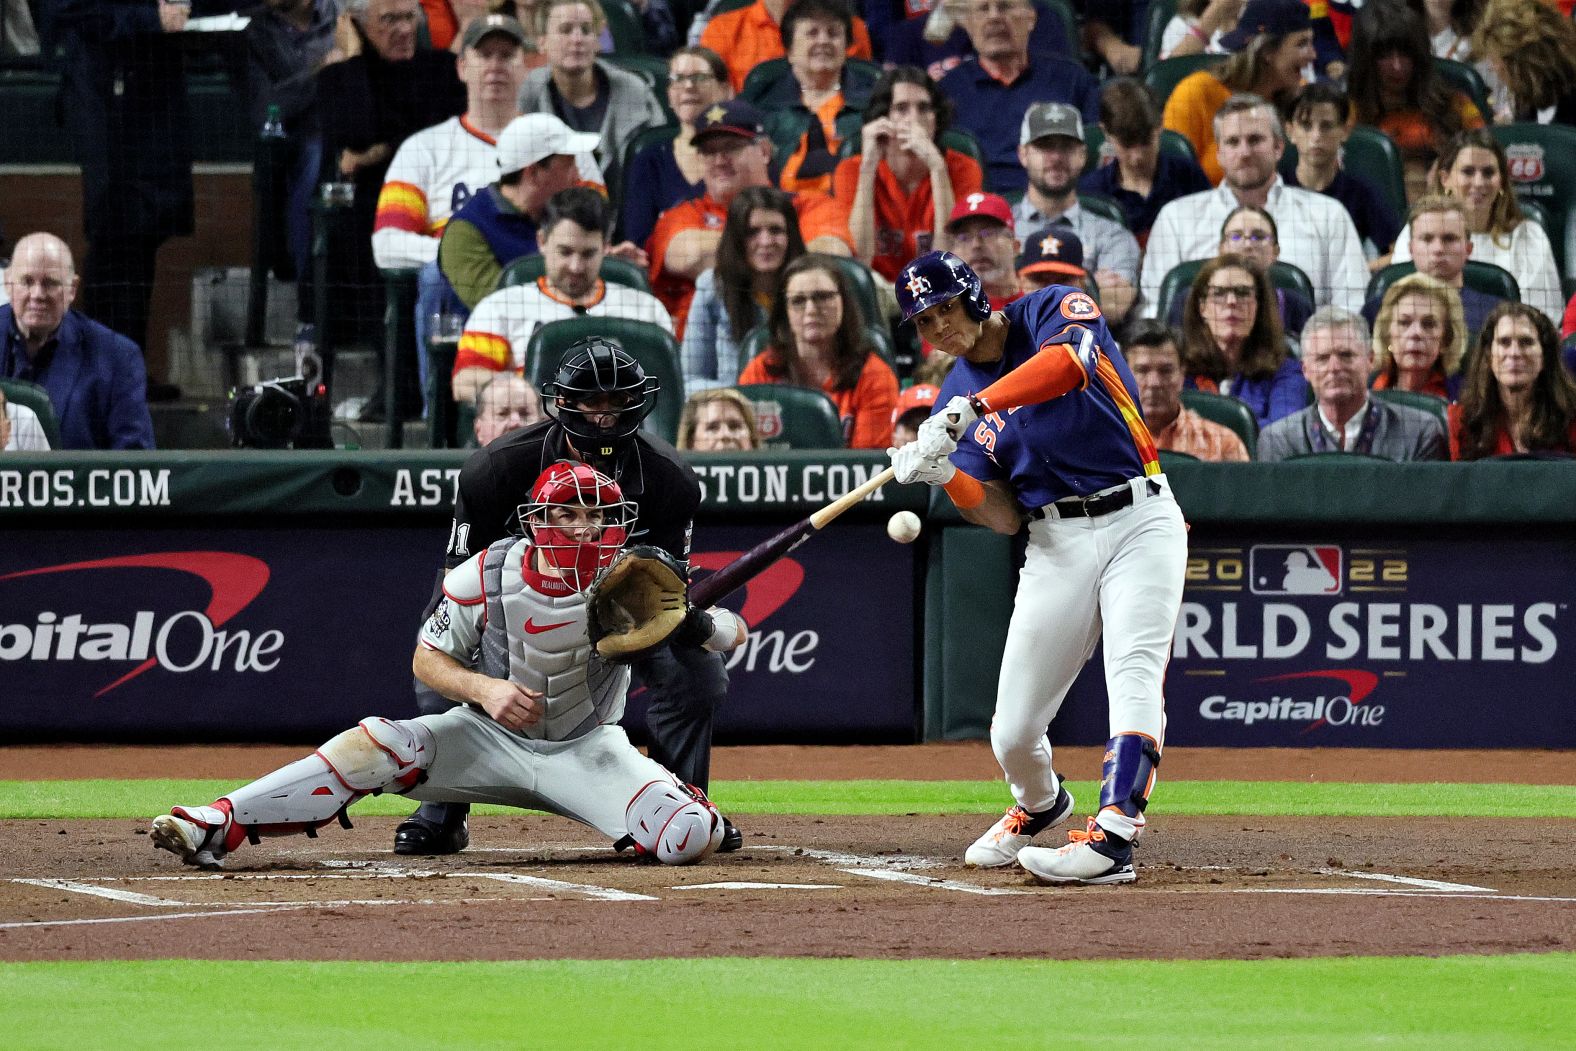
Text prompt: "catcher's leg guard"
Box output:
[[224, 718, 432, 843], [625, 779, 725, 865], [1093, 732, 1160, 843]]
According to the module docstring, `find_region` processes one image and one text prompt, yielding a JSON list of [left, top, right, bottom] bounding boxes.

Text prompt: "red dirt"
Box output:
[[3, 745, 1573, 963], [6, 743, 1576, 783]]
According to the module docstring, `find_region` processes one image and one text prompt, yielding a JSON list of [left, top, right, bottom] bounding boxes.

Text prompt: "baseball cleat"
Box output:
[[1017, 819, 1135, 885], [963, 783, 1076, 868], [393, 816, 470, 856], [718, 818, 744, 853], [150, 805, 232, 870]]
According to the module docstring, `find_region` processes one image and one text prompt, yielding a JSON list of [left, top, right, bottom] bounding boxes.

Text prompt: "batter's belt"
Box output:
[[1030, 477, 1164, 521]]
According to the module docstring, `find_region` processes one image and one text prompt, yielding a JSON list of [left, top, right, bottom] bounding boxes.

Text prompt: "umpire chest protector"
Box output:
[[476, 539, 630, 741]]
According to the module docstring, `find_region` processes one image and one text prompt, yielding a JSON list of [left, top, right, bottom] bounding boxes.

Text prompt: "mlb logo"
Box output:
[[1249, 545, 1342, 595], [1506, 144, 1545, 183], [752, 400, 784, 441]]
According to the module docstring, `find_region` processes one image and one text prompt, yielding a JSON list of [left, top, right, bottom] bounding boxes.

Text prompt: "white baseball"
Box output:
[[886, 510, 922, 544]]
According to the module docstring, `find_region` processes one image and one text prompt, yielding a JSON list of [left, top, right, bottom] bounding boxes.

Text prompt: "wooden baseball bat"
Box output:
[[689, 466, 897, 609]]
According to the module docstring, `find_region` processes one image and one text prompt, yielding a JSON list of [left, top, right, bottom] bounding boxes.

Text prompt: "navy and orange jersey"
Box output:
[[937, 285, 1161, 509]]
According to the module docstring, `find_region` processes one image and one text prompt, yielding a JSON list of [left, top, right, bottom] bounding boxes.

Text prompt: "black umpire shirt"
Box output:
[[442, 419, 702, 573]]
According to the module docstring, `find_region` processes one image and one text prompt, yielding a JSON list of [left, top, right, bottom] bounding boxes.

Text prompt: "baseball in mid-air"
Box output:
[[886, 510, 922, 544]]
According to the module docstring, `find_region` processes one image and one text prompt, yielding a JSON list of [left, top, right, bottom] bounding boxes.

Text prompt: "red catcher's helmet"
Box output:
[[517, 461, 636, 591]]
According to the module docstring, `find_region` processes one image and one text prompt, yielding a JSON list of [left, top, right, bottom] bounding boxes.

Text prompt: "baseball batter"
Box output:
[[149, 462, 746, 870], [890, 251, 1187, 885]]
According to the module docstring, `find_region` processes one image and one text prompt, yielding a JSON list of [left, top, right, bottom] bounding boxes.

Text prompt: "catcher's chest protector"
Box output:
[[481, 540, 630, 741]]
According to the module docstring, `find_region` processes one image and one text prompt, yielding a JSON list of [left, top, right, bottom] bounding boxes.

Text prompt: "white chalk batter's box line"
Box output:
[[6, 853, 1575, 931]]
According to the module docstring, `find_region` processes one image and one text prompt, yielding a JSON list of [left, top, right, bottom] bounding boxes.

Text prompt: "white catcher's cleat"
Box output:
[[150, 805, 233, 870], [963, 783, 1075, 868], [1017, 819, 1136, 885]]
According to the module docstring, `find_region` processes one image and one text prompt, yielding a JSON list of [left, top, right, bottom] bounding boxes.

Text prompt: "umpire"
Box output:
[[395, 337, 741, 854]]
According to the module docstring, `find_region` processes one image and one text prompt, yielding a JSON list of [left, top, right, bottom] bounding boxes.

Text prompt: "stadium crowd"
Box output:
[[2, 0, 1576, 458]]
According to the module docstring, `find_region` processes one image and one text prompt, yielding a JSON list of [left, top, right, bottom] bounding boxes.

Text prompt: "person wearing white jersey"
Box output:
[[1141, 94, 1370, 317], [149, 461, 748, 871], [452, 187, 672, 403]]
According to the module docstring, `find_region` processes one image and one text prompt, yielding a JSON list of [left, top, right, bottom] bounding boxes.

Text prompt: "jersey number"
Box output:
[[448, 521, 472, 557]]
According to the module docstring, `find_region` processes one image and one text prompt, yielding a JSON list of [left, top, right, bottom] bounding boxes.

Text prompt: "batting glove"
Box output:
[[888, 442, 957, 487], [937, 395, 981, 440], [914, 412, 960, 460]]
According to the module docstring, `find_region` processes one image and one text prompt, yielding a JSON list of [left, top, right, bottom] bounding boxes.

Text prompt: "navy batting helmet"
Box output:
[[895, 251, 991, 324], [542, 338, 659, 452]]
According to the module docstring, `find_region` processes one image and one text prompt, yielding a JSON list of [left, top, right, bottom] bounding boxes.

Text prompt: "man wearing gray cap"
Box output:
[[1012, 102, 1141, 323]]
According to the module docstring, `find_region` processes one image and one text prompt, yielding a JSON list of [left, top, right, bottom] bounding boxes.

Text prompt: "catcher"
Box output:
[[148, 461, 747, 870]]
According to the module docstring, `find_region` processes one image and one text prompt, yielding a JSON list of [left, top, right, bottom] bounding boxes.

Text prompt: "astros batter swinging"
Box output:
[[148, 462, 747, 870], [890, 251, 1187, 885]]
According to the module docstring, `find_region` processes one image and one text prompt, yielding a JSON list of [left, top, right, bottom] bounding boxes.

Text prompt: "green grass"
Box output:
[[4, 778, 1575, 820], [4, 956, 1571, 1050]]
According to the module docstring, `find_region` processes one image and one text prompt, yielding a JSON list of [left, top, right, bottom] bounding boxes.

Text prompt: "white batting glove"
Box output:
[[888, 443, 957, 487], [914, 413, 960, 460], [937, 395, 980, 440]]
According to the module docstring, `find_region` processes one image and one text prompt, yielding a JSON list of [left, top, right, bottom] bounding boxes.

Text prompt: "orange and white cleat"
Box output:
[[1017, 817, 1136, 885], [962, 783, 1075, 868]]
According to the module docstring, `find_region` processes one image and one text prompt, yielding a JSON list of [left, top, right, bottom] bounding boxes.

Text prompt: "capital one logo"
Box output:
[[689, 552, 818, 673], [0, 552, 279, 696]]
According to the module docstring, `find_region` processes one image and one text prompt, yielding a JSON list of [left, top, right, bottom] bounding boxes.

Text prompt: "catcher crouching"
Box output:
[[149, 462, 747, 869]]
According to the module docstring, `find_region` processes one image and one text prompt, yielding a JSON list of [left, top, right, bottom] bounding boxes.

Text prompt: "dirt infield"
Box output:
[[3, 745, 1575, 963]]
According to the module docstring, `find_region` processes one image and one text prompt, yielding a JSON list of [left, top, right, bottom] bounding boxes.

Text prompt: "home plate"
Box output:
[[671, 882, 843, 891]]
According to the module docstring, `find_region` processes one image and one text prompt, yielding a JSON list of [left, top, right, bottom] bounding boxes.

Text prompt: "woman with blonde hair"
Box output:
[[1371, 272, 1467, 400], [1391, 129, 1562, 325], [1469, 0, 1576, 125], [516, 0, 666, 192], [1449, 302, 1576, 459], [677, 388, 761, 451], [736, 254, 898, 448], [1180, 253, 1308, 428], [1162, 0, 1316, 184]]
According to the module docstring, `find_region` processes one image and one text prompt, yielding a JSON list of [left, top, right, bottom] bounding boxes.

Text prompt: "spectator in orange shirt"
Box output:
[[737, 253, 898, 448], [764, 0, 880, 196], [1162, 0, 1314, 185], [834, 66, 982, 283], [647, 100, 852, 337], [1347, 1, 1483, 202], [699, 0, 872, 93], [1124, 318, 1250, 461]]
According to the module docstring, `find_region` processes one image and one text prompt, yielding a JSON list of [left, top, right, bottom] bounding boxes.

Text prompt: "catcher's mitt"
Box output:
[[586, 545, 689, 662]]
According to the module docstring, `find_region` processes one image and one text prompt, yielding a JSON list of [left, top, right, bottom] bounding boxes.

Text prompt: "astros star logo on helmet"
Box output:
[[905, 274, 932, 296]]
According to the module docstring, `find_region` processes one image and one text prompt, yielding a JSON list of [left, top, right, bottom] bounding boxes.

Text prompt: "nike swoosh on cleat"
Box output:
[[523, 618, 575, 634]]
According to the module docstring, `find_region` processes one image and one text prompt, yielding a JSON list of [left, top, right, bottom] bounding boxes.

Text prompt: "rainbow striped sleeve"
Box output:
[[452, 330, 512, 375], [374, 181, 431, 235], [1094, 357, 1161, 475]]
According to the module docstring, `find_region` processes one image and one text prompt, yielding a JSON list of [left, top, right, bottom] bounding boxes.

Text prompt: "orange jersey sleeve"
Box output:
[[736, 352, 776, 385], [837, 354, 899, 449], [1162, 71, 1230, 186], [793, 192, 854, 250], [374, 181, 432, 235]]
